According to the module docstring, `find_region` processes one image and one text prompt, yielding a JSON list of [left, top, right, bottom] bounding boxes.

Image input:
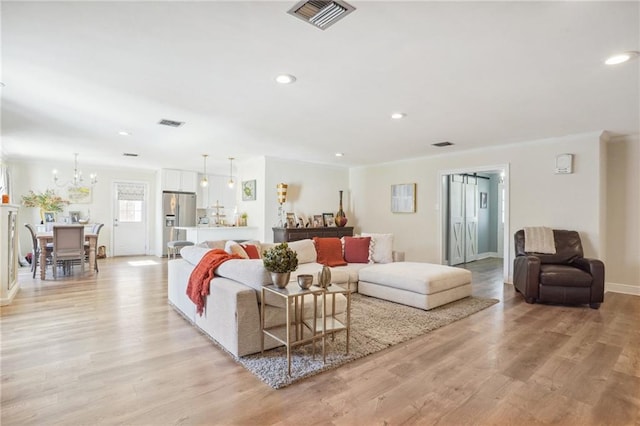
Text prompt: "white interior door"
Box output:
[[113, 182, 147, 256], [449, 175, 465, 266], [465, 176, 478, 262]]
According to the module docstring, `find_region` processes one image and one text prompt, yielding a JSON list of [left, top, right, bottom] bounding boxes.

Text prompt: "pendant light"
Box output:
[[200, 154, 209, 187], [227, 157, 235, 188]]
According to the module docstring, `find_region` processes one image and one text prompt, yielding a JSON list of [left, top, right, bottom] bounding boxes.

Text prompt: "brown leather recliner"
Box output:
[[513, 229, 604, 309]]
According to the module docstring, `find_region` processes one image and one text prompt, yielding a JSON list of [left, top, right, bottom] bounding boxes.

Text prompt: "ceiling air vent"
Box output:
[[123, 153, 139, 157], [158, 119, 185, 128], [432, 141, 454, 147], [287, 0, 355, 30]]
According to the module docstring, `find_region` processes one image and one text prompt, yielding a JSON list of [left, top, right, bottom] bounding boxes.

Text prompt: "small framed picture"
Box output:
[[312, 215, 324, 228], [44, 212, 56, 223], [286, 212, 297, 228], [391, 183, 416, 213], [480, 192, 488, 209], [323, 213, 335, 227], [241, 179, 256, 201], [296, 214, 307, 228], [69, 211, 81, 223]]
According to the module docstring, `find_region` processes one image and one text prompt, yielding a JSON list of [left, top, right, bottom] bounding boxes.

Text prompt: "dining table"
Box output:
[[36, 231, 98, 280]]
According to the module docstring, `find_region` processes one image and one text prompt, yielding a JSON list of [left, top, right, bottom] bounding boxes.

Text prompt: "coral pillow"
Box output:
[[313, 237, 347, 267], [240, 243, 261, 259], [343, 236, 372, 263]]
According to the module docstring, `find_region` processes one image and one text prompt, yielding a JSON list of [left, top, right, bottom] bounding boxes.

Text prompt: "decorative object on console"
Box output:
[[276, 183, 288, 226], [21, 189, 69, 223], [322, 212, 335, 227], [285, 212, 296, 228], [317, 265, 331, 289], [242, 179, 256, 201], [69, 211, 81, 223], [391, 183, 416, 213], [312, 215, 323, 228], [262, 242, 298, 288], [335, 190, 348, 227]]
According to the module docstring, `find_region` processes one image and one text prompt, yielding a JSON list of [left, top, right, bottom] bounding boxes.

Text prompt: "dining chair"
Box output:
[[52, 225, 85, 279], [25, 223, 53, 278], [84, 223, 104, 272]]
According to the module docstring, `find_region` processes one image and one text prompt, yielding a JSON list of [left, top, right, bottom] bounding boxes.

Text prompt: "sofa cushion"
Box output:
[[343, 236, 372, 263], [359, 262, 471, 295], [180, 246, 212, 265], [196, 240, 227, 250], [361, 232, 393, 263], [287, 239, 317, 264], [215, 259, 272, 290], [314, 237, 347, 267]]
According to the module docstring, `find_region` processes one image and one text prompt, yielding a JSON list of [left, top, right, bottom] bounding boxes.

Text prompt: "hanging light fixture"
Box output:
[[227, 157, 235, 188], [52, 153, 97, 188], [200, 154, 209, 187]]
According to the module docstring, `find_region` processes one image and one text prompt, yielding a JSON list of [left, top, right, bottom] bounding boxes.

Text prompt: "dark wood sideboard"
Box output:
[[273, 226, 354, 243]]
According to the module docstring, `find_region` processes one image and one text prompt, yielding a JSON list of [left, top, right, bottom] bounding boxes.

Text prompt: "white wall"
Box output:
[[263, 157, 350, 242], [236, 156, 266, 239], [605, 135, 640, 294], [350, 132, 604, 282], [10, 159, 157, 258]]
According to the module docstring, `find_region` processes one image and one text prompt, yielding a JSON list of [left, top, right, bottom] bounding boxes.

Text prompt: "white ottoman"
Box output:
[[358, 262, 472, 310]]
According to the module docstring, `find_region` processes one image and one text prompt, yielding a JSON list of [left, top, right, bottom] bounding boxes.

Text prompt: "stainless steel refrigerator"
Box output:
[[162, 191, 197, 256]]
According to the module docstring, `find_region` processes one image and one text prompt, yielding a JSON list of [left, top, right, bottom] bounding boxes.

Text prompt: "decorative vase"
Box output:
[[335, 190, 348, 227], [270, 271, 291, 289], [318, 265, 331, 289]]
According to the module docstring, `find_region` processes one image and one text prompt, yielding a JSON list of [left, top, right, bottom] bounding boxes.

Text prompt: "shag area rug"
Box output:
[[237, 294, 498, 389]]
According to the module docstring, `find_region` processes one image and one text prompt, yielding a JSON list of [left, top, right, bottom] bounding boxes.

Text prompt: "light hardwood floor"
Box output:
[[1, 257, 638, 425]]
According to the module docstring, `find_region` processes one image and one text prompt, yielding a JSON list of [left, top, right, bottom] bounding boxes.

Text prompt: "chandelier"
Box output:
[[52, 153, 97, 188]]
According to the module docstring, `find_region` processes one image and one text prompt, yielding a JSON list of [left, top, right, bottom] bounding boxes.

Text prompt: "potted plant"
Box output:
[[262, 242, 298, 288], [21, 189, 69, 223]]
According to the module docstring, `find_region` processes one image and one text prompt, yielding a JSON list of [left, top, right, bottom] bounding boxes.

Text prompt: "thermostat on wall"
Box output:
[[555, 154, 573, 174]]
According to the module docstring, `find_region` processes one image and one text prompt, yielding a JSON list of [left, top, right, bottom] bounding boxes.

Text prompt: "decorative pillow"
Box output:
[[224, 240, 262, 259], [361, 232, 393, 263], [342, 236, 372, 263], [287, 239, 317, 264], [199, 240, 226, 250], [313, 237, 347, 267], [240, 243, 261, 259]]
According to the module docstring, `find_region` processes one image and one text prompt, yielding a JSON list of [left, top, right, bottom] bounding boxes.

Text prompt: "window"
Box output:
[[119, 200, 142, 222]]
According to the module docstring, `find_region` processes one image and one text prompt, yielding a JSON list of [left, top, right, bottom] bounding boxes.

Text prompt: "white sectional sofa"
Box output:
[[167, 237, 472, 357]]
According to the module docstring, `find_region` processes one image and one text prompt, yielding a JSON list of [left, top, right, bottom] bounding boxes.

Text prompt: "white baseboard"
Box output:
[[605, 282, 640, 296]]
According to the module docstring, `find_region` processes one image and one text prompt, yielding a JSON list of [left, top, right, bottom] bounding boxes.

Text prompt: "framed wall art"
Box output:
[[68, 186, 92, 204], [242, 179, 256, 201], [391, 183, 416, 213]]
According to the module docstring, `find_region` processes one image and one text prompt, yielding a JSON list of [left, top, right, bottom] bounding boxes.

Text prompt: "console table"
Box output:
[[273, 226, 354, 242]]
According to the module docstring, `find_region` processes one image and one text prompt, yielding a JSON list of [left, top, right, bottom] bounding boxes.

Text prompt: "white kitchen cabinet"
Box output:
[[1, 204, 20, 305], [162, 169, 198, 193]]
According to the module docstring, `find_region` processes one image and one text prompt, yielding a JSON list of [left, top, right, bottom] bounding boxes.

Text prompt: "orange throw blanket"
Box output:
[[186, 249, 242, 315]]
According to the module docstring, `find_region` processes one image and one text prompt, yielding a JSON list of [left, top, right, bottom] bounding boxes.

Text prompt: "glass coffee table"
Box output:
[[261, 284, 325, 376]]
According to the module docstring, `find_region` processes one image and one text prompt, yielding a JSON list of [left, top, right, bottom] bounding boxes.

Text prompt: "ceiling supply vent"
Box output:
[[123, 153, 139, 157], [287, 0, 355, 30], [432, 141, 454, 147], [158, 119, 185, 128]]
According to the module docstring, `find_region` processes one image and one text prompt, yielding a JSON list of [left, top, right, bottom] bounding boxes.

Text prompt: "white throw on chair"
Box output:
[[52, 225, 85, 278]]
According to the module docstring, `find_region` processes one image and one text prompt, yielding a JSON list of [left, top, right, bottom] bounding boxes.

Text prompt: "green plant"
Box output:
[[21, 189, 69, 212], [262, 242, 298, 273]]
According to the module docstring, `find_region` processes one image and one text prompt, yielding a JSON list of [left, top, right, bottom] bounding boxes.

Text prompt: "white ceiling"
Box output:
[[2, 1, 639, 173]]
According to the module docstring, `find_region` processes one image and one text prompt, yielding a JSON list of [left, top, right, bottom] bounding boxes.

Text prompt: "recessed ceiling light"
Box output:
[[335, 152, 344, 157], [605, 51, 638, 65], [391, 112, 406, 119], [275, 74, 297, 84], [118, 131, 131, 136]]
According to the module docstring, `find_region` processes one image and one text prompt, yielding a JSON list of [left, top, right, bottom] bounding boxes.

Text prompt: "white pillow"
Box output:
[[361, 233, 393, 263], [179, 246, 212, 265], [287, 239, 317, 264]]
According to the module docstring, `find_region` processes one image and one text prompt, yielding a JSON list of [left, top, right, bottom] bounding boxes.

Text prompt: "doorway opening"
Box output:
[[438, 164, 510, 283]]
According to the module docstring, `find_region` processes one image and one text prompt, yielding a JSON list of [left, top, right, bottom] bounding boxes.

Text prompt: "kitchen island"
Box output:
[[174, 226, 258, 244]]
